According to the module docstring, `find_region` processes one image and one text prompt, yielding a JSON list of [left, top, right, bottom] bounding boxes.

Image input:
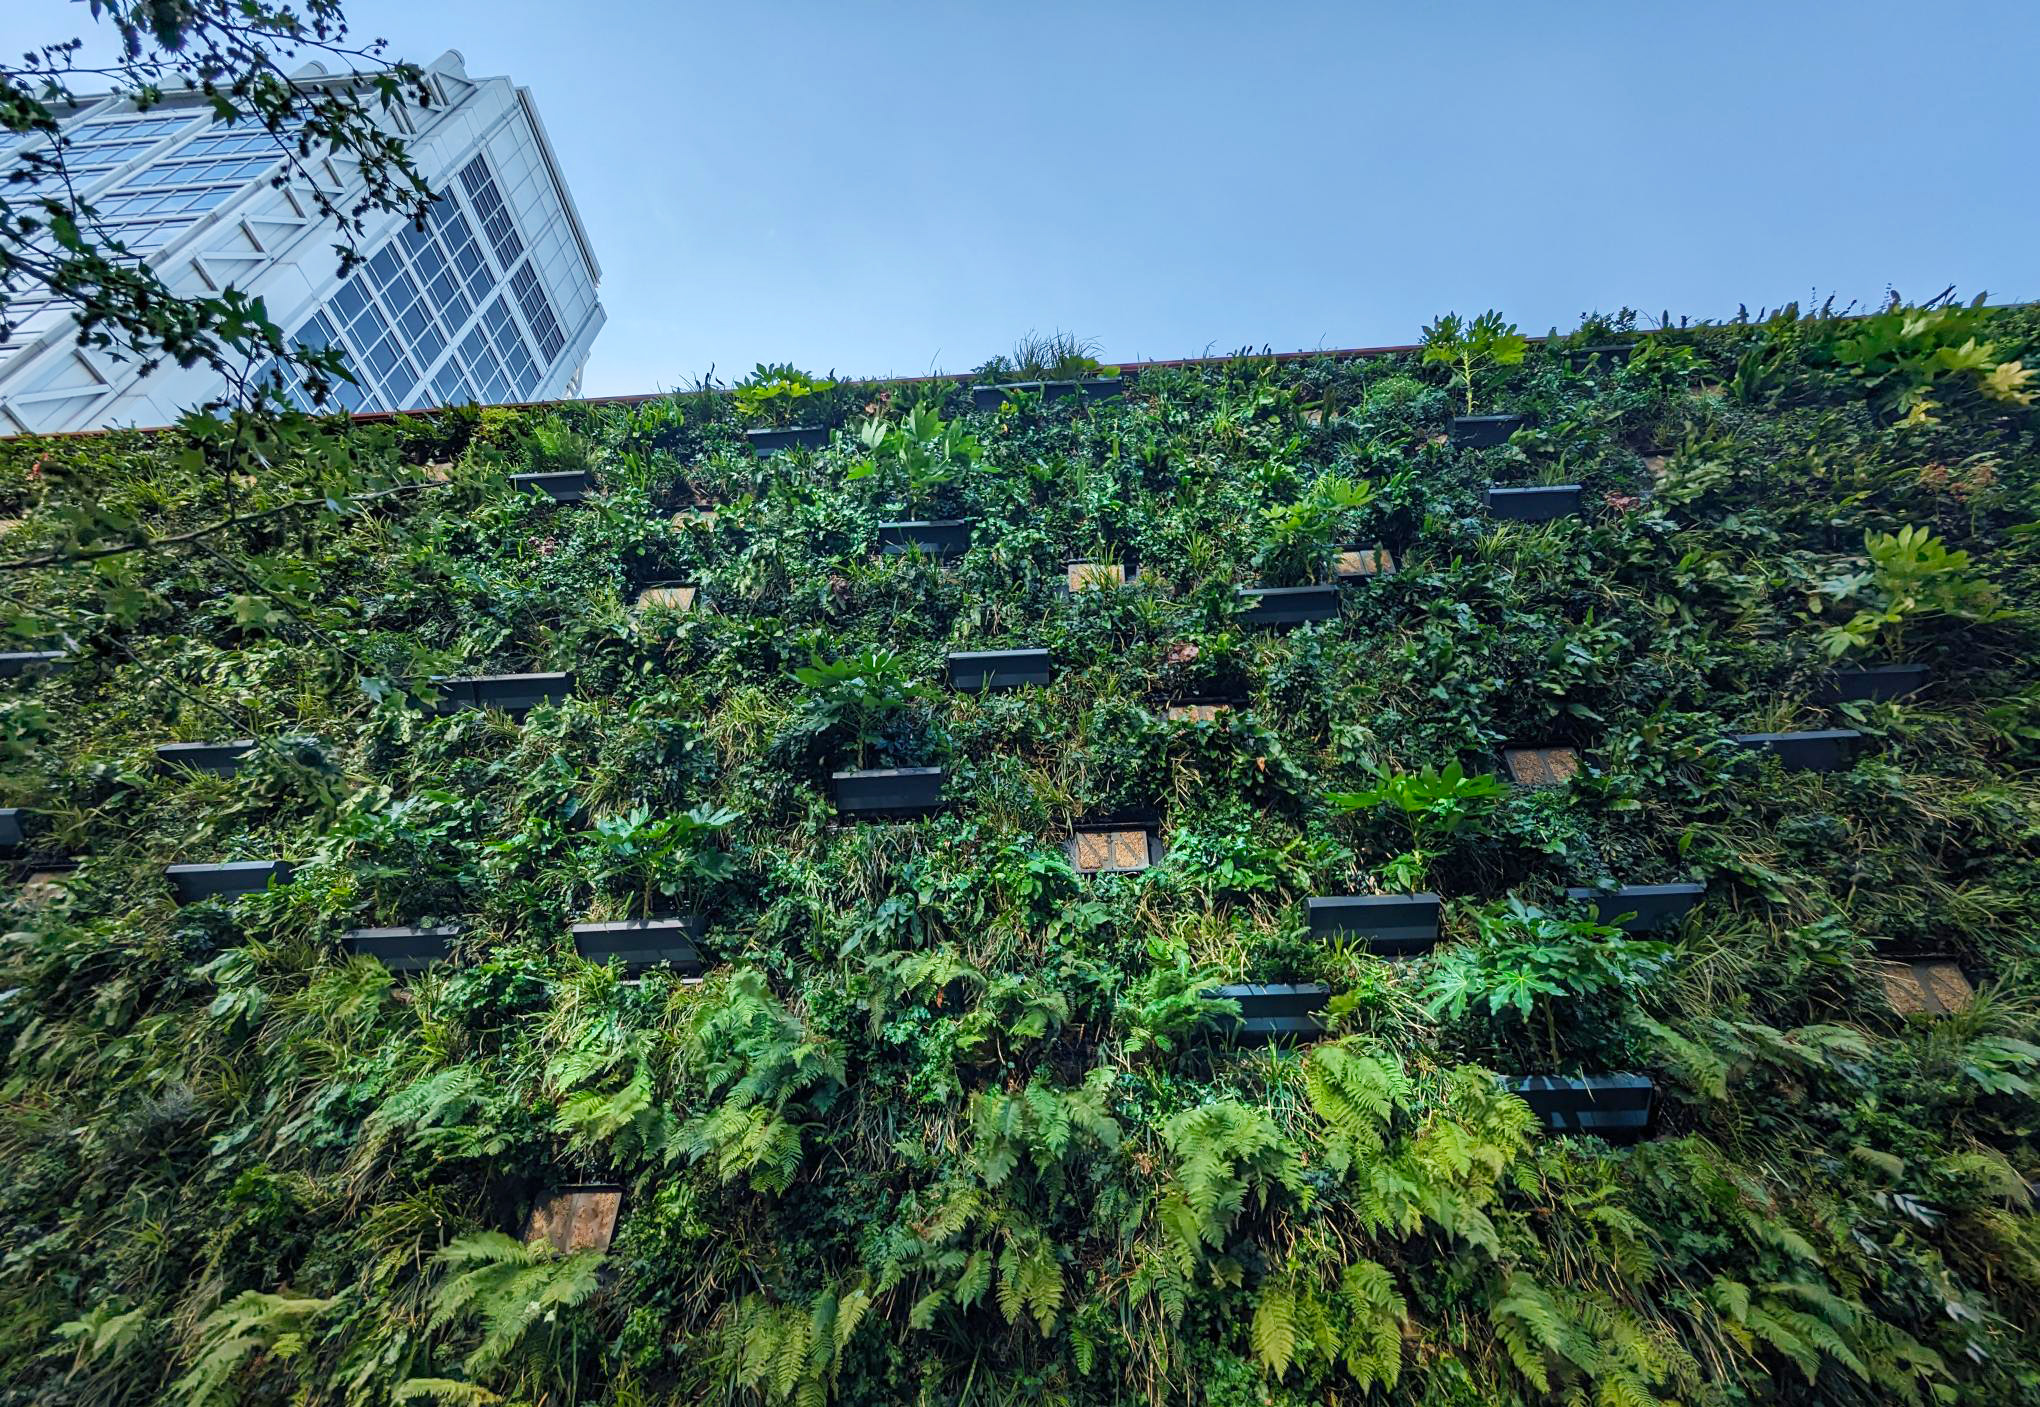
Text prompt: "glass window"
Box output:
[[331, 277, 367, 325], [509, 261, 566, 365], [457, 155, 526, 272], [349, 300, 390, 346], [292, 312, 336, 353], [294, 166, 543, 411], [368, 244, 404, 289], [385, 269, 423, 321], [383, 353, 419, 403], [411, 322, 445, 370], [432, 362, 473, 406], [367, 334, 403, 381]]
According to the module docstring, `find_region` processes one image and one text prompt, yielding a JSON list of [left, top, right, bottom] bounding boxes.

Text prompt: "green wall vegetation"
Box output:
[[0, 303, 2037, 1407]]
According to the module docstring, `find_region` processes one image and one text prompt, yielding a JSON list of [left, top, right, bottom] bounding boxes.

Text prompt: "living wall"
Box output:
[[1, 301, 2037, 1407]]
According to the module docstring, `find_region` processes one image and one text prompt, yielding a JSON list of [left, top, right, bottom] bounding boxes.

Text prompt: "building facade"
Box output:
[[0, 50, 603, 433]]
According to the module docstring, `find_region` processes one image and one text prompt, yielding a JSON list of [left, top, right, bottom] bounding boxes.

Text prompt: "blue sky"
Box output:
[[8, 1, 2039, 396]]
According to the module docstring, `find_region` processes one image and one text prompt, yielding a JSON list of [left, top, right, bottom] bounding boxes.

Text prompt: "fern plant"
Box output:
[[675, 970, 845, 1194], [172, 1291, 338, 1407], [1251, 1254, 1408, 1389], [722, 1279, 874, 1406], [424, 1231, 603, 1379], [1157, 1102, 1303, 1281]]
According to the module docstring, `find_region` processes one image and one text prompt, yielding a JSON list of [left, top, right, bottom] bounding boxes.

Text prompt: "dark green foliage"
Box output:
[[2, 304, 2039, 1406]]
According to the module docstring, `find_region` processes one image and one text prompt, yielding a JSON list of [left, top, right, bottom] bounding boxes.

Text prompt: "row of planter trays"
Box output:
[[492, 472, 1927, 718], [1501, 729, 1866, 784], [1205, 984, 1655, 1137], [874, 526, 1394, 601], [487, 470, 1919, 727], [432, 672, 574, 716], [1304, 883, 1705, 956], [139, 710, 1887, 805], [158, 864, 1661, 1142], [745, 383, 1125, 458], [337, 918, 708, 977]]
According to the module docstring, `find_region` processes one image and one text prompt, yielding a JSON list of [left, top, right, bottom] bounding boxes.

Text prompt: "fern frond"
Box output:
[[171, 1291, 338, 1407], [953, 1249, 992, 1309], [1251, 1282, 1298, 1378]]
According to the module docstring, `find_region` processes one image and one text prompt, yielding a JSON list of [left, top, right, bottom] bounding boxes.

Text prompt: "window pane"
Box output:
[[332, 277, 366, 323]]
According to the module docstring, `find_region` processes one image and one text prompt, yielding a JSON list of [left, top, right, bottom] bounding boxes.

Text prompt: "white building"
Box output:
[[0, 50, 602, 433]]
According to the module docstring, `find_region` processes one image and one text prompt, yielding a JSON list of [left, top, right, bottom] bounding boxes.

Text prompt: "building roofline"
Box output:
[[3, 335, 1439, 439], [0, 329, 1621, 440], [516, 85, 601, 286], [10, 301, 2033, 442]]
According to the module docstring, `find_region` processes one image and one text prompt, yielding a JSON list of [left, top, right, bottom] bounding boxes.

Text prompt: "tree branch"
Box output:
[[0, 478, 445, 571]]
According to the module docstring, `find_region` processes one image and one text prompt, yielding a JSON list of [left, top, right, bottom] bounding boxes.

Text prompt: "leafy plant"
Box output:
[[1421, 310, 1529, 416], [579, 803, 739, 916], [975, 330, 1116, 384], [1329, 761, 1506, 885], [1161, 809, 1326, 902], [845, 402, 983, 516], [1251, 473, 1375, 585], [733, 363, 836, 427], [6, 300, 2040, 1407], [1422, 899, 1669, 1066], [425, 1232, 604, 1379], [1115, 944, 1229, 1061], [790, 646, 930, 768], [1829, 293, 2035, 423], [523, 419, 596, 476], [675, 971, 846, 1194], [722, 1280, 874, 1405], [172, 1291, 338, 1406], [1157, 1102, 1303, 1277], [1808, 524, 2002, 657]]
